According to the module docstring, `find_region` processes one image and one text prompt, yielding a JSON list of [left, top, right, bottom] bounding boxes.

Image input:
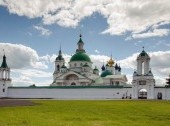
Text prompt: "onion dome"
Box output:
[[70, 34, 91, 62], [108, 56, 114, 67], [118, 65, 121, 72], [101, 64, 105, 71], [83, 63, 89, 67], [70, 52, 91, 62], [101, 70, 113, 77], [1, 55, 8, 68], [115, 63, 118, 70]]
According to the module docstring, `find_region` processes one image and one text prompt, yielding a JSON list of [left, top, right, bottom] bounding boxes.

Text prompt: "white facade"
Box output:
[[51, 35, 127, 86]]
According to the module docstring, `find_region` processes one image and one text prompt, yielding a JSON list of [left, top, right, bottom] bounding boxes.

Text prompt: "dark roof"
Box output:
[[56, 49, 64, 60], [1, 55, 8, 68]]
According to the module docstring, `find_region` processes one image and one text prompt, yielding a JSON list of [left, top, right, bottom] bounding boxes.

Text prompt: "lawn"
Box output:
[[0, 100, 170, 126]]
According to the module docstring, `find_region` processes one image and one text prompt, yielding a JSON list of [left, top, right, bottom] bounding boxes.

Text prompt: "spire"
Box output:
[[56, 45, 64, 61], [76, 34, 85, 53], [1, 52, 8, 68], [78, 34, 84, 44]]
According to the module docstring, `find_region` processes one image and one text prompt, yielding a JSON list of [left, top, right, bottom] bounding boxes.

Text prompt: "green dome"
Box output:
[[101, 70, 113, 77], [70, 52, 91, 62], [140, 50, 148, 57]]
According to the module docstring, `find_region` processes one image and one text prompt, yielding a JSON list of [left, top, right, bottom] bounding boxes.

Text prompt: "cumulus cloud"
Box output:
[[1, 0, 170, 37], [34, 25, 52, 36], [0, 43, 48, 69]]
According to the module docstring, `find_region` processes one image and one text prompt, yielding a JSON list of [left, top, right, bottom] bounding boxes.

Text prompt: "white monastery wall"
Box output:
[[154, 88, 170, 100], [7, 88, 132, 99]]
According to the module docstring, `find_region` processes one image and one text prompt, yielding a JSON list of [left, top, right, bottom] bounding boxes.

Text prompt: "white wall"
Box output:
[[154, 88, 170, 100], [7, 88, 132, 99]]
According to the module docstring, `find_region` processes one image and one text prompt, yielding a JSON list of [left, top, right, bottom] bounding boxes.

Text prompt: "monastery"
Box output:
[[0, 35, 170, 100]]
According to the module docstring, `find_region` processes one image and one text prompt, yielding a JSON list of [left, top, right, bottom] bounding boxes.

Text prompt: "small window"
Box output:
[[74, 63, 77, 67], [3, 88, 5, 92], [3, 84, 5, 86]]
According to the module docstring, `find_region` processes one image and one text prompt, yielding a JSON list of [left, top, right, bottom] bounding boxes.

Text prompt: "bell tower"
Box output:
[[0, 53, 11, 98], [132, 47, 155, 99], [53, 47, 65, 80]]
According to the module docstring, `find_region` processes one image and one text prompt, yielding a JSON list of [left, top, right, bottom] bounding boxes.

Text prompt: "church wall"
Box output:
[[7, 88, 131, 99]]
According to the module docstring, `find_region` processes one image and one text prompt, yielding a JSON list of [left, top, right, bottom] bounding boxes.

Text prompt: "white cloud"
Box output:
[[131, 28, 170, 39], [1, 0, 170, 37], [14, 69, 52, 78], [0, 43, 48, 69], [34, 25, 52, 36]]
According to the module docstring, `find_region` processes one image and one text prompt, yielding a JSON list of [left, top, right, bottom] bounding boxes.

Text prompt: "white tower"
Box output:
[[132, 47, 155, 99], [53, 48, 65, 80], [0, 54, 11, 98]]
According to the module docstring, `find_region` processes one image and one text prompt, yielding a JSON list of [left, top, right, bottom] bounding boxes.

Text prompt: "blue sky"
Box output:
[[0, 0, 170, 86]]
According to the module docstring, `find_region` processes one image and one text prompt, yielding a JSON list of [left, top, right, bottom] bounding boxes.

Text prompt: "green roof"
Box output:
[[101, 70, 113, 77], [1, 55, 8, 68], [140, 50, 148, 57], [70, 52, 91, 62]]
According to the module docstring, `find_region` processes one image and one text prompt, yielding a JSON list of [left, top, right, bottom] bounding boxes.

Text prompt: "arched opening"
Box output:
[[71, 82, 76, 85], [57, 65, 60, 71], [65, 74, 78, 80], [138, 89, 147, 99], [157, 92, 162, 100], [142, 61, 144, 75]]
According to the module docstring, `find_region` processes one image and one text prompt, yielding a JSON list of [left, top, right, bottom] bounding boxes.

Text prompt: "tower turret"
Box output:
[[0, 54, 11, 98]]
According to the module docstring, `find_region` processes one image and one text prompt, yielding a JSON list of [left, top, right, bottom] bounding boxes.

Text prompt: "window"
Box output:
[[116, 81, 119, 85], [3, 84, 5, 86], [3, 88, 5, 92], [74, 63, 77, 67], [139, 81, 146, 85]]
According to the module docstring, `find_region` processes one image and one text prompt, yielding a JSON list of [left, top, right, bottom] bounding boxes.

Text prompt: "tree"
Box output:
[[166, 75, 170, 87]]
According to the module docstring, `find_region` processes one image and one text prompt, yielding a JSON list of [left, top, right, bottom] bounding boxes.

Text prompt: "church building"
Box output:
[[51, 34, 127, 86]]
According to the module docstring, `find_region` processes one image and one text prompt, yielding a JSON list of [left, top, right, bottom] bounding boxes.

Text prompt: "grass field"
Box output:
[[0, 100, 170, 126]]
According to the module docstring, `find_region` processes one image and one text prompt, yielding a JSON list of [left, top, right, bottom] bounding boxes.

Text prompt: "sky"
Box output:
[[0, 0, 170, 86]]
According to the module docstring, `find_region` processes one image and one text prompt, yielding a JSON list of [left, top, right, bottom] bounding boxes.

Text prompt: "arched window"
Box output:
[[57, 65, 60, 71], [74, 63, 77, 67]]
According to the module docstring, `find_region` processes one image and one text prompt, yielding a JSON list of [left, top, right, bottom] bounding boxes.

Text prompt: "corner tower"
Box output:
[[0, 54, 11, 98], [132, 47, 155, 99]]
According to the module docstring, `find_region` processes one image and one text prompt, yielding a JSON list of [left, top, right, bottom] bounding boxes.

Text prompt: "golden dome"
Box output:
[[107, 57, 114, 67]]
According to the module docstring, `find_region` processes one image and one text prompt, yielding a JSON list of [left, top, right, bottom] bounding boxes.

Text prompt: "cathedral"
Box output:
[[51, 34, 127, 86]]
